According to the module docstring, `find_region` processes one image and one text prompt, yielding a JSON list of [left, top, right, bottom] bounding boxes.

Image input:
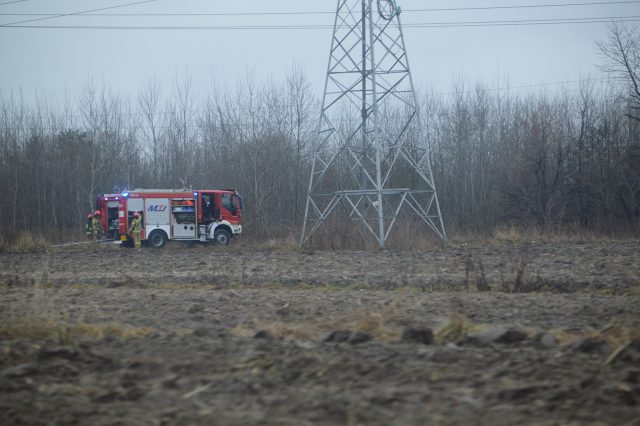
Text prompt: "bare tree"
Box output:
[[598, 22, 640, 121], [285, 65, 315, 224], [597, 23, 640, 229], [165, 74, 197, 187], [138, 77, 163, 184]]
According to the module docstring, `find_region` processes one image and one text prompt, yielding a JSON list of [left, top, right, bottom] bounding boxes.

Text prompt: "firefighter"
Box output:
[[85, 213, 94, 240], [129, 211, 142, 249], [92, 210, 103, 240]]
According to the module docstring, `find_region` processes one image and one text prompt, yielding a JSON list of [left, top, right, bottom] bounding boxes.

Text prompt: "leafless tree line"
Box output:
[[426, 81, 639, 234], [1, 26, 639, 241]]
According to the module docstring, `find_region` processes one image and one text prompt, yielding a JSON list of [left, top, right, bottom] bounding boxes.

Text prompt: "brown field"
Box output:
[[1, 240, 639, 425]]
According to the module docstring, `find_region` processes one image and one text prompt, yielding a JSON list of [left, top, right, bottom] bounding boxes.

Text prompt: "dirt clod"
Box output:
[[253, 330, 272, 339], [464, 325, 528, 346], [495, 328, 529, 344], [321, 330, 372, 344], [401, 328, 434, 345], [568, 337, 607, 353], [535, 332, 559, 348]]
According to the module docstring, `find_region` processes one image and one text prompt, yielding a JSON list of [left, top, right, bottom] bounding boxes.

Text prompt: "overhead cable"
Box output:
[[407, 0, 640, 13], [431, 76, 624, 97], [1, 15, 639, 30], [0, 0, 26, 7], [0, 0, 156, 26], [1, 1, 639, 17]]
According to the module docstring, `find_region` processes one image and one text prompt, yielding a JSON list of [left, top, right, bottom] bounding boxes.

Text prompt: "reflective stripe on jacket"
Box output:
[[92, 217, 102, 233]]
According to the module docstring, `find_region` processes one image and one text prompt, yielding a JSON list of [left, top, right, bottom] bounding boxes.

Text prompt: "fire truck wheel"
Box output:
[[214, 228, 231, 246], [148, 230, 168, 249]]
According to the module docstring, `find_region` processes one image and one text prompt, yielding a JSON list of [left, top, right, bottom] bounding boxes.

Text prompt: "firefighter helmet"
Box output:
[[94, 210, 101, 216], [87, 213, 93, 219], [133, 211, 140, 217]]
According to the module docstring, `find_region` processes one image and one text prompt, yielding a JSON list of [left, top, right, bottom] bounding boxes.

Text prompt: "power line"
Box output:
[[431, 77, 624, 97], [0, 0, 156, 26], [407, 0, 640, 13], [405, 15, 640, 27], [1, 1, 639, 17], [0, 0, 26, 7], [1, 15, 639, 30]]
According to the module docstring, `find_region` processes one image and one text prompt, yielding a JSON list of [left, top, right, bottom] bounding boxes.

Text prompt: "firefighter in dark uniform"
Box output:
[[92, 210, 103, 240], [85, 213, 94, 240]]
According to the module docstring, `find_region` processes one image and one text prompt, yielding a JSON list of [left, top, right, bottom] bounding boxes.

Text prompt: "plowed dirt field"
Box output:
[[1, 240, 639, 425]]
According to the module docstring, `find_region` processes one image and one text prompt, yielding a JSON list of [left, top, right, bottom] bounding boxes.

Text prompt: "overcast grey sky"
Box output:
[[1, 0, 638, 102]]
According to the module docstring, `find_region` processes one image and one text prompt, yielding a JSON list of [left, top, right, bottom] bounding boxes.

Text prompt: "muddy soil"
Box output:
[[1, 240, 639, 425]]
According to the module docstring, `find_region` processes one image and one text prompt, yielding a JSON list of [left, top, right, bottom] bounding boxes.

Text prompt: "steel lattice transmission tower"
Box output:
[[300, 0, 446, 248]]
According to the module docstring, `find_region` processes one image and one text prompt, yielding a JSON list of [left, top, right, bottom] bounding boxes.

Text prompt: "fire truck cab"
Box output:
[[117, 189, 242, 248]]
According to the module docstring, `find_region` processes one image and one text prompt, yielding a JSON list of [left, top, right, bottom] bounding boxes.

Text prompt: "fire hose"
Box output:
[[51, 239, 117, 248]]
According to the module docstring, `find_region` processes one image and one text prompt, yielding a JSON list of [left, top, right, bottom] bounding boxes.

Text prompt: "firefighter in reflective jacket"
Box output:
[[129, 211, 142, 249], [85, 213, 94, 240], [91, 210, 103, 240]]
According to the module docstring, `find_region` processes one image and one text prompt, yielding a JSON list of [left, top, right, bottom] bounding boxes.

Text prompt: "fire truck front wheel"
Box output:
[[214, 228, 231, 246], [148, 230, 168, 249]]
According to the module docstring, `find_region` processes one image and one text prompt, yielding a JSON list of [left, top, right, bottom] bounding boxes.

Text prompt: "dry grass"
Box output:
[[334, 309, 399, 341], [488, 225, 632, 245], [247, 222, 634, 251], [231, 301, 405, 342], [543, 329, 580, 346], [492, 226, 528, 243], [593, 321, 640, 347], [1, 318, 156, 343], [0, 231, 50, 254], [231, 322, 318, 341], [232, 299, 427, 343], [543, 319, 640, 350], [0, 229, 107, 254], [434, 315, 483, 343], [232, 309, 497, 345]]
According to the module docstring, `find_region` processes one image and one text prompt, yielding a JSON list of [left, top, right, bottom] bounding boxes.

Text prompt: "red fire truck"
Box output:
[[114, 189, 243, 248]]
